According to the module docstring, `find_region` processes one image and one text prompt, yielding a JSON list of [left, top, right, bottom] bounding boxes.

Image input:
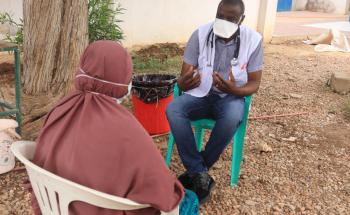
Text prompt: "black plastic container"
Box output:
[[132, 74, 177, 103]]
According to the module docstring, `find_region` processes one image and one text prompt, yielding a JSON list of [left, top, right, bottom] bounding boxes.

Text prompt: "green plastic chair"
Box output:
[[165, 84, 253, 187]]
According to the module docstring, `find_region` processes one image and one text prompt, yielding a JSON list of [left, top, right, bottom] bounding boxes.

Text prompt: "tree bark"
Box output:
[[21, 0, 88, 140], [23, 0, 88, 95]]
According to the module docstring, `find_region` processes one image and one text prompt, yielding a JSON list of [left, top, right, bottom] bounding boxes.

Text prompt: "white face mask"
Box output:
[[116, 82, 132, 104], [76, 68, 132, 104], [213, 18, 239, 39]]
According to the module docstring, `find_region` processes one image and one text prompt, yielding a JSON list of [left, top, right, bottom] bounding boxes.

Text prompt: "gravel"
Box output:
[[1, 41, 350, 214]]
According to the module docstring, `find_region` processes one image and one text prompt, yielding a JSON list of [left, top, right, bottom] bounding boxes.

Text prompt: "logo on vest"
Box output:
[[240, 64, 247, 71]]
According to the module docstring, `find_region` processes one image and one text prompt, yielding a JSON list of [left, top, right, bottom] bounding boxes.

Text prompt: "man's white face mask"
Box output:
[[213, 18, 239, 39], [116, 82, 132, 104]]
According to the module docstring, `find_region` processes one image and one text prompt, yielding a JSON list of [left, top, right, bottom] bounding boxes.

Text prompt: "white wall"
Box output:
[[258, 0, 278, 41], [332, 0, 348, 14], [117, 0, 276, 47], [0, 0, 22, 22], [117, 0, 218, 47], [0, 0, 278, 47], [0, 0, 22, 38]]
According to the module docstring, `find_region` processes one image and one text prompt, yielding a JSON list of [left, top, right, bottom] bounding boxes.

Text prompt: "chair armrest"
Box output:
[[161, 206, 179, 215], [173, 84, 181, 98], [11, 141, 37, 161]]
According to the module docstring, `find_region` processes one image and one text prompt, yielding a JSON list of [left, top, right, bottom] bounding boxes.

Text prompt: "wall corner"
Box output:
[[257, 0, 278, 43]]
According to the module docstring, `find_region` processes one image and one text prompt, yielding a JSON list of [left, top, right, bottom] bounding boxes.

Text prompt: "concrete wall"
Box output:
[[293, 0, 348, 14], [331, 0, 348, 14], [258, 0, 278, 41], [294, 0, 308, 10], [0, 0, 278, 47], [0, 0, 22, 38], [117, 0, 278, 47], [0, 0, 22, 22]]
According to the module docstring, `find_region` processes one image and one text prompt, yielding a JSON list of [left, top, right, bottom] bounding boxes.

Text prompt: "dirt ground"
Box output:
[[135, 43, 184, 62], [1, 40, 350, 215]]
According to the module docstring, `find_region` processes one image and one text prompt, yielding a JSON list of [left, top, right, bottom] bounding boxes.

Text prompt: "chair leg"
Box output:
[[231, 124, 247, 187], [165, 133, 175, 167], [194, 127, 204, 152], [14, 48, 22, 135]]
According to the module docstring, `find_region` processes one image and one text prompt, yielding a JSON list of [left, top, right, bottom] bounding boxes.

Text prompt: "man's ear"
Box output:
[[216, 2, 222, 18], [239, 15, 245, 25]]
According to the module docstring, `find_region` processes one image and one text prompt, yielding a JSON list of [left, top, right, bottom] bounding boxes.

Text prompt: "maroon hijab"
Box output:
[[31, 41, 184, 215]]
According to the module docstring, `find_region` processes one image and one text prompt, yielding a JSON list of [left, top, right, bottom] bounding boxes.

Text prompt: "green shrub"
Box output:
[[88, 0, 124, 43], [0, 1, 124, 46]]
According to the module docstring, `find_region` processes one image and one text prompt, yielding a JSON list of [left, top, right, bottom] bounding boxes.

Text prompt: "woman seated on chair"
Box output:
[[28, 41, 195, 215]]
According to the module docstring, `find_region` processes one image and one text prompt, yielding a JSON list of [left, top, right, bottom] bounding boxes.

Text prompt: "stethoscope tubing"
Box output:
[[205, 27, 241, 67]]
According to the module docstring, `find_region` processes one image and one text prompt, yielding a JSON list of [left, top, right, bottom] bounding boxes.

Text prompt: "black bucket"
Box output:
[[132, 74, 177, 104]]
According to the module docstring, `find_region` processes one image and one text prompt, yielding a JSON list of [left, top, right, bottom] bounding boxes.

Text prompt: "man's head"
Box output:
[[213, 0, 245, 40], [217, 0, 245, 25]]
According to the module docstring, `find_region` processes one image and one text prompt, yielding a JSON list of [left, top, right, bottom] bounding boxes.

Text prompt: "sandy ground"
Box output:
[[1, 41, 350, 215]]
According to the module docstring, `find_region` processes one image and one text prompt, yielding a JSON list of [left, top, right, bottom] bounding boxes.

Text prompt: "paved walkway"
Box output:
[[274, 11, 349, 37]]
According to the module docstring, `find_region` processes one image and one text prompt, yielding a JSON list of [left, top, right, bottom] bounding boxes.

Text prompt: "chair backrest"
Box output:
[[11, 141, 178, 215]]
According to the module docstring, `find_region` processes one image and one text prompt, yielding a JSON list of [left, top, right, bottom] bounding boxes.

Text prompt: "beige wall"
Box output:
[[117, 0, 278, 47]]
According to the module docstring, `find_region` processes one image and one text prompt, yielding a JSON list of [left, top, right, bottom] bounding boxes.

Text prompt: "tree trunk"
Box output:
[[21, 0, 88, 140], [23, 0, 88, 95]]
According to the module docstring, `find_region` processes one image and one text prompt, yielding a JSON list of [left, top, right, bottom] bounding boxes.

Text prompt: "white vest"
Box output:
[[186, 23, 262, 97]]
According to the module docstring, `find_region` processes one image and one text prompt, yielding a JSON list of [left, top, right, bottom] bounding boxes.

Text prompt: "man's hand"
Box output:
[[213, 70, 262, 97], [213, 71, 237, 94], [178, 64, 201, 91]]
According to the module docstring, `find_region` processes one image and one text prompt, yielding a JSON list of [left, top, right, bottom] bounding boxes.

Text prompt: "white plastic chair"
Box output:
[[11, 141, 179, 215]]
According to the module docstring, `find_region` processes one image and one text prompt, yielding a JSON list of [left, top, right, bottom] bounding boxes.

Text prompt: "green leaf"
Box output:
[[88, 0, 124, 43]]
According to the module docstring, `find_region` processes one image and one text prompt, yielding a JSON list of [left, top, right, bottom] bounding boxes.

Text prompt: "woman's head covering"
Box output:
[[31, 41, 184, 215], [75, 40, 132, 98]]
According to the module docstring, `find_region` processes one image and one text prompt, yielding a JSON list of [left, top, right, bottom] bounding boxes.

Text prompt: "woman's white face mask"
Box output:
[[213, 18, 239, 39], [116, 82, 132, 104]]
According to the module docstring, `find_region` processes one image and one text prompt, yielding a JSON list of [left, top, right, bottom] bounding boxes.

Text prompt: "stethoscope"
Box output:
[[205, 27, 241, 67]]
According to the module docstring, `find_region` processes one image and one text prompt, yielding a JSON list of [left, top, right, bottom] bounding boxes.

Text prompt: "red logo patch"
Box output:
[[240, 64, 247, 71]]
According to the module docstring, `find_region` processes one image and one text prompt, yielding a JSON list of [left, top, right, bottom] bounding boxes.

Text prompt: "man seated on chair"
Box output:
[[166, 0, 263, 204]]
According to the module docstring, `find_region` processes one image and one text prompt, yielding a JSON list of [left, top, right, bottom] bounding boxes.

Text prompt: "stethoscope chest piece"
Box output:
[[231, 58, 239, 66]]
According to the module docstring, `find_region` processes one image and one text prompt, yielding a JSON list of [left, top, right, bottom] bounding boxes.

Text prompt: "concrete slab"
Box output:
[[330, 72, 350, 95]]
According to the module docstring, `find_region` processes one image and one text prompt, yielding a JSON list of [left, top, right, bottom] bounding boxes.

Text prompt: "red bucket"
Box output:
[[132, 94, 173, 135], [132, 74, 176, 135]]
